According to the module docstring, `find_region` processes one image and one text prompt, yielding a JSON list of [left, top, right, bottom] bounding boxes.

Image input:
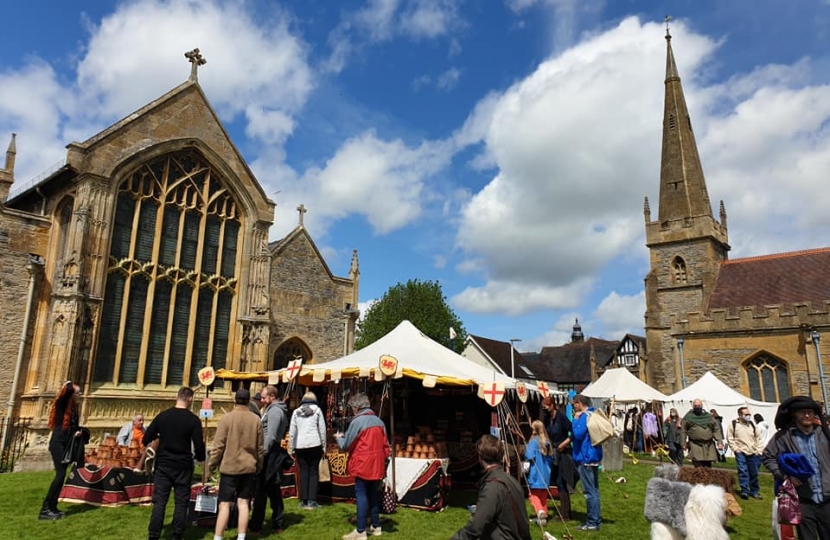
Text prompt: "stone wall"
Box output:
[[0, 209, 49, 415], [270, 231, 354, 366]]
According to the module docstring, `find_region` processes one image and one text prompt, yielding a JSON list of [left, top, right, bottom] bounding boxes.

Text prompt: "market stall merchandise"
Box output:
[[215, 320, 563, 510]]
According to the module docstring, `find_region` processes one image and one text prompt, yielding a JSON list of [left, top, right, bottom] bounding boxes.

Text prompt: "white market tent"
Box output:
[[582, 367, 669, 403], [267, 319, 544, 396], [663, 371, 780, 438]]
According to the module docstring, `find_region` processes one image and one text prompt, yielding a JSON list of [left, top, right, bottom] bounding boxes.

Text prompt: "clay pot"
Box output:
[[426, 434, 435, 443], [406, 444, 414, 452], [406, 436, 415, 444]]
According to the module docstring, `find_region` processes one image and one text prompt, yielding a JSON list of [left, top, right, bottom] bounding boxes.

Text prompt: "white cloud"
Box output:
[[453, 277, 593, 315], [75, 0, 313, 137], [591, 291, 645, 339], [0, 60, 73, 186], [325, 0, 464, 72], [452, 15, 830, 322], [436, 67, 461, 90], [274, 131, 454, 236], [400, 0, 462, 39], [449, 18, 714, 315]]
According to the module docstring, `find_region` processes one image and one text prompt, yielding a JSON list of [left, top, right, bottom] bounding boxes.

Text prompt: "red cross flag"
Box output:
[[515, 381, 528, 403], [286, 358, 303, 381], [481, 382, 505, 407], [536, 381, 549, 399]]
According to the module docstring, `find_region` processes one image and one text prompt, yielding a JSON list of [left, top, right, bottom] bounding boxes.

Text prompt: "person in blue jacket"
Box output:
[[524, 420, 553, 525], [571, 394, 603, 531]]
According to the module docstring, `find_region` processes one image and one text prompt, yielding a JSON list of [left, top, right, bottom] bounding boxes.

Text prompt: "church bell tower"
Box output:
[[643, 25, 731, 392]]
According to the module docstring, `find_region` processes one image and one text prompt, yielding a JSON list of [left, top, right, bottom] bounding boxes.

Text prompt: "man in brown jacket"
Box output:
[[209, 388, 264, 540]]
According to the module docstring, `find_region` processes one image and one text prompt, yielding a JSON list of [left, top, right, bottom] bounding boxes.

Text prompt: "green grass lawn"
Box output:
[[0, 461, 774, 539]]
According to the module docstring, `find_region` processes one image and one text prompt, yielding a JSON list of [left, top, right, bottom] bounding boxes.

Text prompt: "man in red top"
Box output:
[[335, 393, 390, 540]]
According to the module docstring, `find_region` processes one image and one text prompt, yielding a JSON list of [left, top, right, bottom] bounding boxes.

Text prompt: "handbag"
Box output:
[[380, 483, 397, 514], [60, 435, 79, 465], [586, 409, 615, 446], [318, 455, 331, 483], [777, 479, 802, 525]]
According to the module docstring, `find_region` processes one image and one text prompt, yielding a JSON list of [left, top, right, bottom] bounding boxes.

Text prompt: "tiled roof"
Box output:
[[468, 335, 534, 379], [707, 248, 830, 315], [531, 337, 619, 384]]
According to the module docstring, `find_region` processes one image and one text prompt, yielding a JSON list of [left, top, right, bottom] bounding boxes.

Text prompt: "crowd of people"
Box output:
[[39, 380, 830, 540]]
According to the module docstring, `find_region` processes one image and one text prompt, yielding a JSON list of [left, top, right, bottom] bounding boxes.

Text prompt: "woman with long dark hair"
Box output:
[[40, 381, 82, 520]]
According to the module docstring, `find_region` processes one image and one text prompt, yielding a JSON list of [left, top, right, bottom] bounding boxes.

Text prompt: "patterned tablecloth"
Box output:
[[59, 465, 154, 507]]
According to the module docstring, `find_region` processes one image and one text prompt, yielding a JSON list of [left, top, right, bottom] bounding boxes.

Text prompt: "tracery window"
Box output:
[[273, 338, 312, 371], [745, 355, 790, 402], [54, 197, 74, 266], [94, 150, 240, 387], [672, 256, 688, 285]]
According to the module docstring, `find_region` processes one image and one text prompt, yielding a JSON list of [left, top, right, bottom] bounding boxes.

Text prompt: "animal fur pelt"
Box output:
[[677, 466, 736, 495], [646, 473, 730, 540], [684, 484, 728, 540], [645, 477, 692, 536]]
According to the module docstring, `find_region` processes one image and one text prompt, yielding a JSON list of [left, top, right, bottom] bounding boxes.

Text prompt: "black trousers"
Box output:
[[43, 439, 69, 511], [797, 500, 830, 540], [250, 471, 284, 531], [296, 446, 322, 503], [148, 466, 192, 539]]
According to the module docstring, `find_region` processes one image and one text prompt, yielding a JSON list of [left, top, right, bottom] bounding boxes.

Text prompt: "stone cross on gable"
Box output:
[[184, 48, 207, 81], [297, 204, 307, 226]]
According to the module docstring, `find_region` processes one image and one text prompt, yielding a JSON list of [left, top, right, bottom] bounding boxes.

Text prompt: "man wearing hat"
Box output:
[[762, 396, 830, 540], [249, 392, 263, 417]]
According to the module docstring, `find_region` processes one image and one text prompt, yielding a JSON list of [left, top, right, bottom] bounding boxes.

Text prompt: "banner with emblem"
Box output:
[[515, 381, 528, 403], [478, 382, 505, 407]]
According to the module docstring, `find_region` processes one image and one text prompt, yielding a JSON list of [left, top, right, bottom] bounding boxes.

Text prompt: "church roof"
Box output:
[[707, 248, 830, 314], [533, 337, 619, 384]]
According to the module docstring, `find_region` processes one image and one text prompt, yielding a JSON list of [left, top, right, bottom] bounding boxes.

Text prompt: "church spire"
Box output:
[[657, 30, 713, 225]]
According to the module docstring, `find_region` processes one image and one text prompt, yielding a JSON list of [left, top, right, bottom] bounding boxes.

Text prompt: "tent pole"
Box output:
[[389, 380, 396, 496]]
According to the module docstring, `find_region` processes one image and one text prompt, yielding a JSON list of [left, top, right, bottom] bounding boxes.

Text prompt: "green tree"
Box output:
[[355, 279, 467, 352]]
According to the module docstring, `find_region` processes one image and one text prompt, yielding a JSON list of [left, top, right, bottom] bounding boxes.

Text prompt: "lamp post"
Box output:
[[509, 338, 522, 379], [811, 331, 828, 411], [677, 337, 687, 389]]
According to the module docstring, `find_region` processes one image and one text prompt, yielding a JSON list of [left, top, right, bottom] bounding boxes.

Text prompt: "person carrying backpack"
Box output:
[[727, 406, 764, 499]]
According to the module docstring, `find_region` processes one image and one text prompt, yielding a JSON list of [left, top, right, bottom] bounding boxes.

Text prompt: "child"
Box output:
[[525, 420, 554, 525]]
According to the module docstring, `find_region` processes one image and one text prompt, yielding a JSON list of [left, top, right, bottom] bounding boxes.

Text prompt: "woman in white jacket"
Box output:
[[289, 390, 327, 509]]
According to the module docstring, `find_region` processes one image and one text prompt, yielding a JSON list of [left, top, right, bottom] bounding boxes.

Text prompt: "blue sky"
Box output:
[[3, 0, 830, 352]]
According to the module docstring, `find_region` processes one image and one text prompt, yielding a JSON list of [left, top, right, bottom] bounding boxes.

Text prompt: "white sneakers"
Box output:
[[342, 526, 382, 540]]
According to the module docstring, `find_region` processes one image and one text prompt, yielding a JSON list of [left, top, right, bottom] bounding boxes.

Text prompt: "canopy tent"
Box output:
[[582, 367, 669, 403], [663, 371, 780, 434], [217, 320, 558, 399]]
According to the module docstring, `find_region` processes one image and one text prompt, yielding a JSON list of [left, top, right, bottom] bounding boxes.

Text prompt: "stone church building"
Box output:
[[643, 32, 830, 403], [0, 51, 359, 455]]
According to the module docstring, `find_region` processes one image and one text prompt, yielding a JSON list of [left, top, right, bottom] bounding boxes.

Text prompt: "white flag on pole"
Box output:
[[449, 327, 457, 340]]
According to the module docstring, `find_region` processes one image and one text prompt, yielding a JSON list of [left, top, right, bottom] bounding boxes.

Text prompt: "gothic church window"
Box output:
[[745, 355, 791, 402], [94, 150, 240, 387], [273, 338, 312, 371], [54, 197, 74, 267], [672, 256, 688, 285]]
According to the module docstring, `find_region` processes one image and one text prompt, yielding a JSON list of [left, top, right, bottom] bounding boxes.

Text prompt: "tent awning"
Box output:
[[581, 367, 668, 402]]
